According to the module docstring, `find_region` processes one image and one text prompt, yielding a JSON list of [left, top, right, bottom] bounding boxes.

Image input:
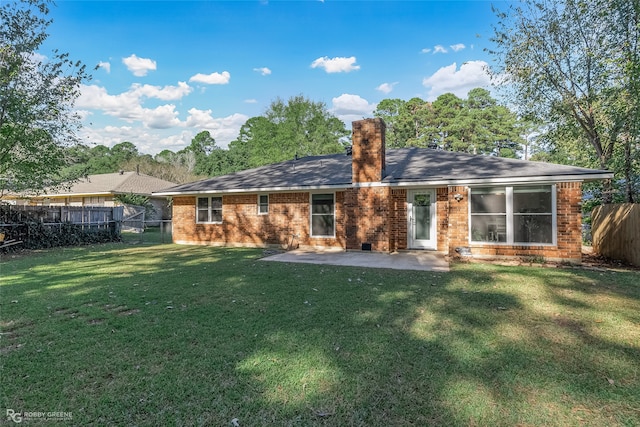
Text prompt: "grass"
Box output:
[[1, 243, 639, 426]]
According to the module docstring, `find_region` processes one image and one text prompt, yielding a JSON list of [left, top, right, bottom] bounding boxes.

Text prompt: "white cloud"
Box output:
[[421, 48, 432, 54], [422, 60, 492, 100], [122, 54, 157, 77], [76, 83, 191, 128], [311, 56, 360, 73], [433, 45, 448, 54], [330, 94, 376, 124], [77, 84, 139, 118], [143, 104, 182, 129], [253, 67, 272, 76], [77, 82, 192, 115], [376, 82, 398, 94], [450, 43, 466, 52], [77, 110, 248, 154], [184, 109, 249, 148], [78, 125, 189, 154], [130, 82, 192, 100], [98, 61, 111, 73], [189, 71, 231, 85], [244, 99, 258, 104]]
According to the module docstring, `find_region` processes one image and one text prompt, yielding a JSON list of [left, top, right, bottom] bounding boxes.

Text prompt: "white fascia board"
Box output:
[[153, 184, 350, 197], [388, 173, 613, 188], [153, 172, 613, 196], [40, 191, 114, 197]]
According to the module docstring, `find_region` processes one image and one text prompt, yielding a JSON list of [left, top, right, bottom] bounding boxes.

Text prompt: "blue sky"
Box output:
[[42, 1, 507, 155]]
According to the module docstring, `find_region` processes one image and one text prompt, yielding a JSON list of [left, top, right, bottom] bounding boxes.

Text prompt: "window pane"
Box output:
[[197, 197, 209, 209], [312, 194, 334, 214], [470, 215, 507, 242], [197, 210, 209, 222], [211, 209, 222, 223], [259, 195, 268, 214], [514, 186, 551, 213], [514, 215, 552, 243], [211, 197, 222, 209], [312, 214, 334, 236], [471, 188, 506, 213]]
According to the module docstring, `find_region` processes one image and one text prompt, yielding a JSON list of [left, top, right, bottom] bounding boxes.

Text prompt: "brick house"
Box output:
[[7, 171, 176, 222], [155, 118, 612, 263]]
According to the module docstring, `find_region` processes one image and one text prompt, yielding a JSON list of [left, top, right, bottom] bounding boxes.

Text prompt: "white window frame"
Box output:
[[258, 194, 269, 215], [310, 192, 336, 238], [196, 196, 223, 224], [468, 185, 557, 246]]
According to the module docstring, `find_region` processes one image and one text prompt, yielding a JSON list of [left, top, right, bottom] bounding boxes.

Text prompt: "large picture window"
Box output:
[[311, 193, 335, 237], [470, 185, 555, 245], [197, 196, 222, 223]]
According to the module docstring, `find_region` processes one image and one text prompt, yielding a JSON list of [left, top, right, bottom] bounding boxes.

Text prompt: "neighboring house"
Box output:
[[7, 171, 176, 221], [155, 118, 612, 263]]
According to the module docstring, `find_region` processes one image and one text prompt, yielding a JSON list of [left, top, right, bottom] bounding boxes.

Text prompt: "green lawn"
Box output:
[[1, 243, 639, 426]]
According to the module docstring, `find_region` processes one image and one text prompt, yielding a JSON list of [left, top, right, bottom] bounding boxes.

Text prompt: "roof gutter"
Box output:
[[154, 172, 613, 196], [386, 172, 614, 187], [153, 183, 352, 197]]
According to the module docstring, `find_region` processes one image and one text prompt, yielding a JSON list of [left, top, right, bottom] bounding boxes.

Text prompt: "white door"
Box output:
[[408, 189, 436, 249]]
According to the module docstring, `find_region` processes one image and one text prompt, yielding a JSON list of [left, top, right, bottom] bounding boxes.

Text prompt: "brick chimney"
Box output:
[[351, 118, 386, 183]]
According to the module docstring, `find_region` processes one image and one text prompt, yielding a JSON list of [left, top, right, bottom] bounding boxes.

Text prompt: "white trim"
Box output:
[[468, 184, 557, 246], [154, 184, 349, 196], [39, 191, 114, 197], [257, 194, 269, 215], [389, 173, 612, 188], [196, 196, 223, 224], [407, 189, 437, 250], [309, 191, 336, 238], [154, 172, 612, 197]]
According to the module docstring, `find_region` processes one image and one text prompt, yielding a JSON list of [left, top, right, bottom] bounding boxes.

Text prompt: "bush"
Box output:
[[0, 206, 120, 251]]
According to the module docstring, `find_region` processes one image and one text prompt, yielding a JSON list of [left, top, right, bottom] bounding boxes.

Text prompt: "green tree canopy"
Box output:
[[230, 95, 350, 169], [0, 0, 89, 196], [373, 89, 523, 157], [489, 0, 640, 202]]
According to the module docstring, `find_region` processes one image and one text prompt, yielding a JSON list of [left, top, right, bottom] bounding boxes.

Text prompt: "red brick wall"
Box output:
[[447, 186, 470, 253], [390, 188, 407, 251], [352, 119, 386, 183], [344, 187, 391, 251], [173, 183, 583, 262], [449, 182, 583, 263], [172, 192, 345, 249], [436, 188, 449, 252]]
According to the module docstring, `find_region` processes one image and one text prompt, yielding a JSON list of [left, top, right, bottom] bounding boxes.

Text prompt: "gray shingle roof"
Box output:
[[155, 148, 612, 195], [44, 172, 177, 197]]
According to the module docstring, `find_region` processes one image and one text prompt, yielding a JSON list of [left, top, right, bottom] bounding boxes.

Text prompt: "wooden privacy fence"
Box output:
[[592, 203, 640, 267], [0, 205, 123, 225], [0, 205, 124, 249]]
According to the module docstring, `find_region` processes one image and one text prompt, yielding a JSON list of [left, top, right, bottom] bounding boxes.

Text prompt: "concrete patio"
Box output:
[[260, 248, 450, 272]]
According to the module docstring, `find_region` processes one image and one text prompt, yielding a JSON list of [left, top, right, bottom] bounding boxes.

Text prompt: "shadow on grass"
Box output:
[[1, 246, 639, 426]]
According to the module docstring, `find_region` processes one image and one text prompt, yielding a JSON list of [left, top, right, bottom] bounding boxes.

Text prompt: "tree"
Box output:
[[0, 0, 89, 197], [464, 88, 522, 157], [373, 90, 522, 156], [489, 0, 640, 202], [374, 98, 416, 148], [229, 95, 349, 169], [110, 141, 139, 166], [180, 131, 219, 176]]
